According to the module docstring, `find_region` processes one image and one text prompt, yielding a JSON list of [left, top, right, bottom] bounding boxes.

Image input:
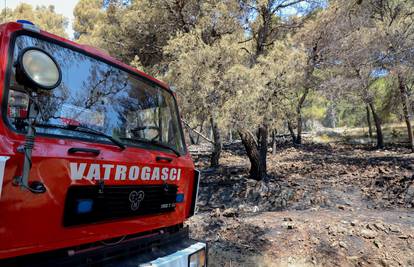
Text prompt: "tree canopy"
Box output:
[[1, 3, 68, 37], [1, 0, 406, 180], [70, 0, 414, 179]]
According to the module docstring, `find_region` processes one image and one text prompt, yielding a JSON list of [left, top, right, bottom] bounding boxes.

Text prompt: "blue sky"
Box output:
[[5, 0, 79, 38]]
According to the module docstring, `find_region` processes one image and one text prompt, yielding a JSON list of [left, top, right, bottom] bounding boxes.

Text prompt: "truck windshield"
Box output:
[[6, 34, 186, 154]]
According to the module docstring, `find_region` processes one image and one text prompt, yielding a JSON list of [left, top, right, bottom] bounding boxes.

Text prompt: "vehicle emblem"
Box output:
[[129, 190, 145, 211]]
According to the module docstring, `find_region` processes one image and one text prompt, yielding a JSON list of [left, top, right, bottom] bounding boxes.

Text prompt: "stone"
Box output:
[[398, 235, 410, 239], [373, 223, 386, 232], [406, 185, 414, 200], [389, 225, 401, 233], [285, 222, 295, 230], [360, 229, 377, 239], [373, 240, 382, 249], [222, 208, 238, 217]]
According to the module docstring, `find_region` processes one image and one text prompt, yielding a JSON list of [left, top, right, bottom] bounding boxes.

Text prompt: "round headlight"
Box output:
[[17, 47, 61, 90]]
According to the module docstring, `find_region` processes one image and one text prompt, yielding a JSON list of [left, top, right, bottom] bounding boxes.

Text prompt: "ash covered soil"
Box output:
[[186, 142, 414, 266]]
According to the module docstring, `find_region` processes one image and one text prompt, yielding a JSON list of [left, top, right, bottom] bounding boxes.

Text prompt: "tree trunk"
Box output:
[[258, 124, 268, 175], [210, 117, 222, 167], [366, 105, 373, 138], [296, 89, 309, 145], [296, 112, 303, 144], [239, 128, 265, 180], [254, 5, 271, 60], [188, 130, 196, 145], [195, 123, 203, 144], [398, 74, 414, 152], [369, 102, 384, 149], [287, 121, 297, 144], [272, 130, 277, 156]]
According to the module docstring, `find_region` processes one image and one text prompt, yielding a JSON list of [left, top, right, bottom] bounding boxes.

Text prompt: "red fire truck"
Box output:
[[0, 20, 205, 267]]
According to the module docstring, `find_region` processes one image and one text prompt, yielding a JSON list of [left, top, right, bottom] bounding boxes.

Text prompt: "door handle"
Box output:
[[156, 156, 173, 163], [68, 148, 100, 156]]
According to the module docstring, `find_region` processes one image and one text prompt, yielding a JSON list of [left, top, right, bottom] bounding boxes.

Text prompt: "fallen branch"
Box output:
[[182, 120, 215, 144]]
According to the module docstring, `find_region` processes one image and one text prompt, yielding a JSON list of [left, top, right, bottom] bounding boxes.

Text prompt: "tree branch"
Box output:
[[182, 119, 215, 144]]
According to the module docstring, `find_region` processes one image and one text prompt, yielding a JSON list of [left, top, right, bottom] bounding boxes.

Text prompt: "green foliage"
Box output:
[[73, 0, 104, 41], [70, 0, 414, 144], [336, 100, 366, 128], [302, 92, 328, 122], [1, 3, 68, 37]]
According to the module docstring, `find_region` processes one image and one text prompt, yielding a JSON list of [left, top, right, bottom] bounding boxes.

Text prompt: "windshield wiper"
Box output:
[[121, 137, 180, 157], [35, 123, 126, 150]]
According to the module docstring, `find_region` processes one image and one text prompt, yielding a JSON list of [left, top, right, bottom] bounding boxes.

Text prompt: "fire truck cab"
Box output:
[[0, 21, 205, 267]]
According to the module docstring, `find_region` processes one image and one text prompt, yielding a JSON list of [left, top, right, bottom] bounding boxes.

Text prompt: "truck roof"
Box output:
[[0, 21, 170, 91]]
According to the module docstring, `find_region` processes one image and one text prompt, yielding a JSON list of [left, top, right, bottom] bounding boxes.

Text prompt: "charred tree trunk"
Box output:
[[369, 102, 384, 149], [189, 130, 196, 145], [272, 130, 277, 156], [239, 128, 265, 180], [366, 105, 373, 138], [210, 117, 222, 167], [287, 121, 297, 144], [398, 74, 414, 152], [296, 113, 303, 144], [296, 89, 309, 145], [258, 124, 268, 175]]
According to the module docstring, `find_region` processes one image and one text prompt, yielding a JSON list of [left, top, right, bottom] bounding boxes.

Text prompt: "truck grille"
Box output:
[[63, 184, 177, 226]]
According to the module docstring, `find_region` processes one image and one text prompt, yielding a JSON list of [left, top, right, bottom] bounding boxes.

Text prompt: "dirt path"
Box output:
[[188, 143, 414, 266]]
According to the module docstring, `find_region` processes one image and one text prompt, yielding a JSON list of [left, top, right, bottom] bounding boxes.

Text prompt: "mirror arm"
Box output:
[[13, 92, 46, 194]]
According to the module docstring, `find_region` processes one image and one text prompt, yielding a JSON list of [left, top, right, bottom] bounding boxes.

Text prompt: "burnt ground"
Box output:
[[187, 142, 414, 266]]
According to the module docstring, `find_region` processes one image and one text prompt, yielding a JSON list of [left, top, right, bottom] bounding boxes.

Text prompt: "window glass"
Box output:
[[6, 35, 185, 154]]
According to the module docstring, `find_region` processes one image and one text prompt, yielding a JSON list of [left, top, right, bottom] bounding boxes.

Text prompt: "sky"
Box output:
[[4, 0, 79, 38]]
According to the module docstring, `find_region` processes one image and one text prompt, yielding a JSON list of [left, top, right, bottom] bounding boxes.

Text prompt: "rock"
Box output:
[[327, 225, 347, 235], [222, 208, 238, 217], [285, 222, 295, 230], [337, 205, 346, 210], [360, 229, 377, 239], [373, 222, 386, 232], [379, 166, 390, 174], [407, 164, 414, 170], [366, 224, 375, 230], [339, 241, 348, 249], [283, 217, 293, 222], [388, 225, 401, 233], [310, 236, 320, 245], [373, 240, 382, 249], [213, 208, 221, 217], [249, 190, 261, 202], [405, 185, 414, 200], [398, 235, 410, 239]]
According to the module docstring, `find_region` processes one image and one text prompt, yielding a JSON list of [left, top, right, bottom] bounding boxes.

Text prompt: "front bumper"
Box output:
[[1, 225, 207, 267], [140, 242, 206, 267]]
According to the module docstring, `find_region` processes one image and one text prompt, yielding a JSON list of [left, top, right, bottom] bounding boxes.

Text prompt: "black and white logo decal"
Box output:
[[129, 190, 145, 211]]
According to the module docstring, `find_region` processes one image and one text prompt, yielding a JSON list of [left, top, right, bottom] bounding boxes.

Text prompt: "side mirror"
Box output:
[[15, 47, 62, 91]]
